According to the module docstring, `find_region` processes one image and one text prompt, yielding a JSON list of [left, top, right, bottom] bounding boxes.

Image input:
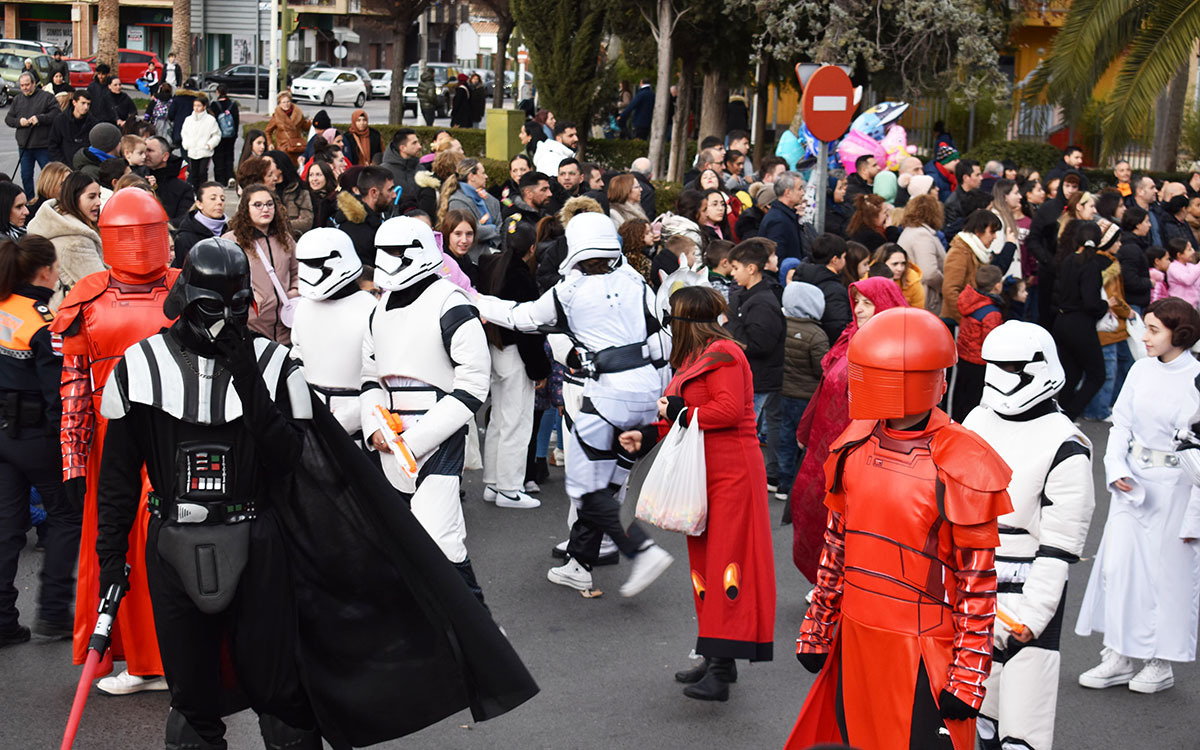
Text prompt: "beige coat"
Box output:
[[898, 224, 945, 314], [222, 229, 298, 344], [27, 199, 104, 310]]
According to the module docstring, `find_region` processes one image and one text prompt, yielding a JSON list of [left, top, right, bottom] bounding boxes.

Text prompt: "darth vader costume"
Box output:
[[95, 238, 538, 749]]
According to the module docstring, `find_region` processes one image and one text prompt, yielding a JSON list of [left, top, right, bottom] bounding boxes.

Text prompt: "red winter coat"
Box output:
[[955, 285, 1002, 365], [660, 339, 776, 660]]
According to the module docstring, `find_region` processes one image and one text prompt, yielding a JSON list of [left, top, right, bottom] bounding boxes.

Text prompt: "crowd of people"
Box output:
[[2, 61, 1200, 748]]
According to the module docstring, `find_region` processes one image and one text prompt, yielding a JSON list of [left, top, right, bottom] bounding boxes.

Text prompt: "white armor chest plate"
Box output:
[[292, 292, 376, 391], [372, 279, 461, 393]]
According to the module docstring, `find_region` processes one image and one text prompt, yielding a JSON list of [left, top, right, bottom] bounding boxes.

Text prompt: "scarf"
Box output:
[[194, 212, 226, 235], [460, 184, 491, 225], [936, 161, 958, 192], [348, 109, 371, 166], [956, 231, 992, 264], [88, 147, 114, 162]]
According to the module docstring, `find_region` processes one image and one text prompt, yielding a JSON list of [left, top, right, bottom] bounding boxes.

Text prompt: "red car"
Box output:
[[85, 48, 162, 87], [64, 58, 95, 88]]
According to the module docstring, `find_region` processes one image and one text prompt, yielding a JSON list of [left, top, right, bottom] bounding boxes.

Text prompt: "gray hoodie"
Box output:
[[781, 281, 829, 400]]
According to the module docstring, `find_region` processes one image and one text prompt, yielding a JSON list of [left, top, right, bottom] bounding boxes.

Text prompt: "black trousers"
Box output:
[[1053, 312, 1106, 420], [565, 487, 647, 568], [212, 138, 236, 184], [188, 157, 211, 190], [0, 428, 79, 630], [951, 360, 986, 423], [421, 107, 435, 127], [146, 513, 313, 745]]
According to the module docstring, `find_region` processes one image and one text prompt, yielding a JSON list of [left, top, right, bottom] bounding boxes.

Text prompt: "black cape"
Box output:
[[269, 396, 539, 748]]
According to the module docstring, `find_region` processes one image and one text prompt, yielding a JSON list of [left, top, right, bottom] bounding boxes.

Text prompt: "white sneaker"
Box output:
[[482, 486, 497, 503], [598, 537, 618, 558], [1079, 648, 1138, 689], [96, 670, 169, 695], [495, 490, 541, 509], [620, 543, 674, 597], [552, 448, 565, 465], [524, 480, 541, 494], [1129, 659, 1174, 694], [547, 559, 592, 590]]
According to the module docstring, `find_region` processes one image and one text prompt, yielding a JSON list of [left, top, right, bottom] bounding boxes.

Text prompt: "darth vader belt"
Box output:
[[148, 493, 257, 525], [1130, 440, 1180, 469]]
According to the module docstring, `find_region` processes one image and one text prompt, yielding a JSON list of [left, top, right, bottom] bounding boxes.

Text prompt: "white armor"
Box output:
[[373, 217, 443, 292], [295, 228, 362, 301], [965, 321, 1095, 750], [290, 291, 376, 435], [360, 277, 490, 564]]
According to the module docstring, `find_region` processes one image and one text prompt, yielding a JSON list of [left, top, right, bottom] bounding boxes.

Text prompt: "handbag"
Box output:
[[1096, 288, 1120, 333], [634, 410, 708, 536], [253, 240, 298, 328], [1126, 310, 1147, 359]]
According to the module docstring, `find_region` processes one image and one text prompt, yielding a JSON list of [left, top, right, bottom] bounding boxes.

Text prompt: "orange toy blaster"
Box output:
[[374, 405, 419, 478], [996, 608, 1029, 639]]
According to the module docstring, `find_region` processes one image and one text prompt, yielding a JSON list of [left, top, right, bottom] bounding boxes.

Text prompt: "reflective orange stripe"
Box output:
[[0, 294, 52, 359]]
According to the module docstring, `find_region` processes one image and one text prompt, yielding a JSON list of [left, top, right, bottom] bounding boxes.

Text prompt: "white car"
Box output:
[[289, 67, 368, 107], [367, 69, 391, 99]]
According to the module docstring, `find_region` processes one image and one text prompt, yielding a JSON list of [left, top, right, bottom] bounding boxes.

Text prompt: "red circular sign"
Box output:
[[800, 66, 855, 143]]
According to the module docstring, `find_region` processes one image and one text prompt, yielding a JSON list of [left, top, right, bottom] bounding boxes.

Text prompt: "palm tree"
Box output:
[[173, 0, 192, 80], [96, 0, 119, 69], [1023, 0, 1200, 170]]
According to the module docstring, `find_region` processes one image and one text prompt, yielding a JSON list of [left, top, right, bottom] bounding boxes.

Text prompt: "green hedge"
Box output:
[[964, 140, 1063, 175], [243, 121, 487, 156], [652, 180, 682, 216]]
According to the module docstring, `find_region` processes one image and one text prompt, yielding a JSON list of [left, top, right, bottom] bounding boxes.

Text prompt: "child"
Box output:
[[777, 281, 829, 499], [704, 239, 734, 300], [1148, 246, 1169, 303], [652, 234, 698, 286], [1002, 275, 1027, 321], [952, 263, 1004, 422], [725, 237, 787, 490], [120, 134, 151, 181], [1165, 237, 1200, 308]]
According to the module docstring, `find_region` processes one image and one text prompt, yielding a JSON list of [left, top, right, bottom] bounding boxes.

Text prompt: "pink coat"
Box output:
[[1166, 260, 1200, 308]]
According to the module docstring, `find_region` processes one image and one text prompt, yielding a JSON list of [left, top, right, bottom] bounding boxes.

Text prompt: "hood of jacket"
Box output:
[[336, 190, 369, 224], [793, 261, 840, 288], [382, 144, 419, 173], [560, 196, 603, 225], [783, 280, 826, 320], [956, 284, 997, 317]]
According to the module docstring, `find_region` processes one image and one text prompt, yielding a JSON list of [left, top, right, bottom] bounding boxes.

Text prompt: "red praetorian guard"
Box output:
[[785, 307, 1013, 750], [51, 188, 178, 693]]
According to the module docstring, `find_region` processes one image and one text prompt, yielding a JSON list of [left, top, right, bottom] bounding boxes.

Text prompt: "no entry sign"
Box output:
[[799, 65, 855, 143]]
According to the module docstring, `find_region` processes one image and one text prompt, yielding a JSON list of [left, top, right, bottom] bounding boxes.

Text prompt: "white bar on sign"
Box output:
[[812, 96, 846, 111]]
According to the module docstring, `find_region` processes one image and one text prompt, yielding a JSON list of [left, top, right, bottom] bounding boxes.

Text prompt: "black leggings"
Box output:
[[1053, 311, 1105, 419]]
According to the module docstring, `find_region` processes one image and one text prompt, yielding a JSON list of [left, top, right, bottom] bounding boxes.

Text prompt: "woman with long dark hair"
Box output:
[[0, 182, 30, 240], [263, 149, 313, 238], [1052, 221, 1112, 419], [439, 208, 479, 287], [478, 222, 549, 508], [519, 121, 546, 165], [223, 183, 297, 343], [306, 160, 338, 229], [617, 217, 656, 284], [26, 171, 102, 306], [238, 128, 267, 169], [618, 285, 775, 701], [0, 234, 80, 645]]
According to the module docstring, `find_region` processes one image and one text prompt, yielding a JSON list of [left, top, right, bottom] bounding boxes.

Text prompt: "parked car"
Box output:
[[289, 60, 330, 78], [289, 67, 367, 107], [199, 64, 273, 98], [367, 69, 391, 99], [84, 48, 162, 86], [504, 70, 534, 99], [0, 39, 61, 57], [0, 50, 53, 83], [64, 58, 95, 88], [401, 62, 458, 117]]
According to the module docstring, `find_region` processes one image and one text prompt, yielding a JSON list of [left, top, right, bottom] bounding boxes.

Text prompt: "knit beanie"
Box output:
[[89, 122, 122, 154], [936, 144, 960, 165], [908, 174, 934, 197]]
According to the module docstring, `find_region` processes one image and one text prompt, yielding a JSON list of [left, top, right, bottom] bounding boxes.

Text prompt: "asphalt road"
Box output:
[[1, 419, 1198, 749]]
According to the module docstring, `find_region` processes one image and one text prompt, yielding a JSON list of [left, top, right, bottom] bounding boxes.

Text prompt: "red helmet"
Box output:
[[847, 307, 956, 420], [98, 188, 170, 282]]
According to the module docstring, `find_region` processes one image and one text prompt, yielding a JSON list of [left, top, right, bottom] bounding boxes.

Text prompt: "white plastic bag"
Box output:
[[1126, 311, 1147, 360], [635, 410, 707, 535]]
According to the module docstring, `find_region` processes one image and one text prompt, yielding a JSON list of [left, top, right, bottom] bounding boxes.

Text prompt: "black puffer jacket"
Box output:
[[724, 278, 786, 392], [1118, 229, 1152, 308], [172, 210, 226, 268], [792, 262, 852, 344], [331, 190, 382, 268]]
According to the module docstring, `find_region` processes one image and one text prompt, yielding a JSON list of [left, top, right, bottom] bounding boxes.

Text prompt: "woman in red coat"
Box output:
[[620, 286, 775, 702], [788, 276, 908, 582]]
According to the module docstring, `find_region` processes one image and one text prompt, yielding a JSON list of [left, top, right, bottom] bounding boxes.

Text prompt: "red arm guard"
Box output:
[[946, 543, 997, 709], [797, 510, 845, 655], [60, 350, 94, 481]]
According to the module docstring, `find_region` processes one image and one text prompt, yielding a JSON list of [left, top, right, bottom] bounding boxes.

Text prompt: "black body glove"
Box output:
[[797, 651, 827, 674], [938, 689, 979, 720], [63, 477, 86, 513], [213, 326, 258, 383], [664, 395, 687, 425], [98, 562, 130, 597]]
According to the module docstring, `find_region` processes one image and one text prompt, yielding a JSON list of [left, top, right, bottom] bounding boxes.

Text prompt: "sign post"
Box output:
[[796, 64, 856, 233]]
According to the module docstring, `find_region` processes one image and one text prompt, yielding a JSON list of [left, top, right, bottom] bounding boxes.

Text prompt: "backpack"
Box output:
[[216, 108, 235, 138]]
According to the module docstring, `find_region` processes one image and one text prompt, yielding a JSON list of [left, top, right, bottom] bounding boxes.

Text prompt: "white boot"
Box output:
[[547, 559, 593, 590], [1129, 659, 1174, 694], [620, 543, 673, 597], [1078, 648, 1137, 689]]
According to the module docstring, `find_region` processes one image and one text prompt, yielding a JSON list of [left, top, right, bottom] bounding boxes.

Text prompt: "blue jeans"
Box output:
[[18, 147, 49, 197], [753, 391, 781, 479], [535, 408, 559, 458], [1081, 342, 1117, 420], [777, 397, 809, 491]]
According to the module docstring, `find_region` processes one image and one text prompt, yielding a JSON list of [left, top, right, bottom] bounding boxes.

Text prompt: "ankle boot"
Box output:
[[675, 656, 738, 684], [683, 657, 735, 701]]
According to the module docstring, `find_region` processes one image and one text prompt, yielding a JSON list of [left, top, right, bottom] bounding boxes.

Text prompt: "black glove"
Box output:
[[63, 477, 86, 513], [938, 689, 978, 721], [664, 395, 687, 425], [797, 651, 827, 674], [98, 563, 130, 597], [213, 326, 258, 383]]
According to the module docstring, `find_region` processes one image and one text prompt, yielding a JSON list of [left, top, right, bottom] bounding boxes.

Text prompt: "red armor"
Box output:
[[785, 410, 1011, 749], [52, 268, 179, 673]]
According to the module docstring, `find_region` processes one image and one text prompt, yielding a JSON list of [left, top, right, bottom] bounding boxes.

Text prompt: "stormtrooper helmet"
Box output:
[[559, 212, 623, 275], [295, 227, 362, 300], [373, 216, 443, 291], [980, 320, 1065, 416]]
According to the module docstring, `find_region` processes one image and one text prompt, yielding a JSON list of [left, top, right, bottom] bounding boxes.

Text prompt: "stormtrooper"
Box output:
[[53, 188, 177, 695], [963, 321, 1095, 750], [474, 212, 675, 597], [290, 227, 376, 439], [360, 216, 492, 604]]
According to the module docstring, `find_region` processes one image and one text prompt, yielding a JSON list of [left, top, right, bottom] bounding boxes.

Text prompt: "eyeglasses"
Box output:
[[250, 201, 275, 210]]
